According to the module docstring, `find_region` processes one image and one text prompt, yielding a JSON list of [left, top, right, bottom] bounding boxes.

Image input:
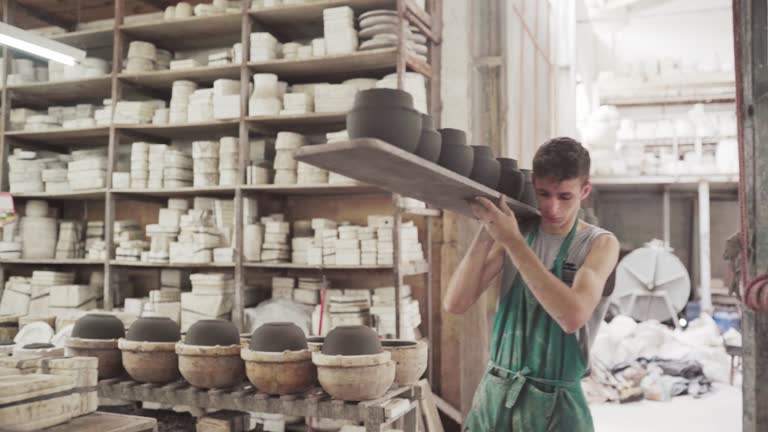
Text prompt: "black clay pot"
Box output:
[[469, 145, 500, 189], [519, 169, 537, 208], [415, 114, 441, 163], [185, 319, 240, 347], [322, 325, 382, 356], [127, 317, 181, 343], [23, 343, 54, 349], [497, 158, 524, 200], [437, 128, 473, 176], [353, 88, 415, 109], [249, 322, 307, 352], [72, 314, 125, 340], [347, 106, 422, 152]]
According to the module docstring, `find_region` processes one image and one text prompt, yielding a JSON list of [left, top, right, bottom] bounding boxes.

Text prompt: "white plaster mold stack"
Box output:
[[213, 79, 241, 120], [273, 131, 306, 185], [357, 9, 429, 62], [219, 136, 240, 186], [67, 149, 108, 190], [114, 220, 145, 262], [193, 140, 220, 187], [323, 6, 358, 55], [261, 215, 290, 263], [249, 73, 283, 116], [55, 221, 84, 259], [20, 200, 57, 259], [164, 148, 193, 188], [181, 272, 239, 331]]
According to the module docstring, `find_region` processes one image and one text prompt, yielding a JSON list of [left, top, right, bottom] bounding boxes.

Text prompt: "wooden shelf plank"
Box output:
[[110, 261, 235, 268], [250, 0, 395, 39], [295, 139, 540, 219], [120, 14, 243, 50], [240, 183, 382, 195], [243, 262, 394, 270], [8, 76, 113, 104], [43, 411, 157, 432], [52, 28, 114, 50], [112, 186, 236, 198], [248, 48, 398, 82], [116, 120, 240, 140], [0, 259, 105, 265], [119, 64, 242, 91], [246, 112, 346, 134], [401, 207, 442, 217], [5, 126, 110, 146], [12, 189, 107, 200]]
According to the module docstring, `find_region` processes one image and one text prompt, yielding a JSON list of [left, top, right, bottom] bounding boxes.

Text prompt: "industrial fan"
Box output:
[[613, 241, 691, 326]]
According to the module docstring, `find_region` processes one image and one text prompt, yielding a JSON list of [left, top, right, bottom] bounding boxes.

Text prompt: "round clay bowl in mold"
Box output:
[[176, 342, 245, 389], [519, 169, 537, 208], [352, 88, 415, 109], [241, 348, 316, 395], [347, 106, 422, 153], [381, 339, 428, 385], [497, 158, 524, 199], [321, 325, 382, 356], [469, 145, 501, 189], [67, 337, 123, 379], [437, 129, 473, 177], [249, 322, 307, 352], [416, 113, 441, 163], [71, 314, 125, 340], [184, 319, 240, 347], [119, 339, 180, 384], [312, 351, 395, 401], [126, 317, 180, 343]]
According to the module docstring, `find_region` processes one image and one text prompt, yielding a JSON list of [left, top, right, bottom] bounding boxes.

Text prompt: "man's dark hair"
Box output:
[[532, 137, 590, 183]]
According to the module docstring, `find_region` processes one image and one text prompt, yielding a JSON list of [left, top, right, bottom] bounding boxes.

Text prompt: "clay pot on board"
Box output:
[[347, 88, 422, 153], [469, 145, 501, 189], [67, 314, 126, 379], [242, 325, 316, 395], [321, 325, 382, 356], [176, 320, 244, 389], [249, 322, 307, 352], [519, 169, 537, 208], [184, 319, 240, 346], [415, 113, 441, 163], [437, 128, 473, 177], [312, 351, 395, 401], [496, 158, 524, 200], [381, 339, 428, 385], [119, 317, 181, 384]]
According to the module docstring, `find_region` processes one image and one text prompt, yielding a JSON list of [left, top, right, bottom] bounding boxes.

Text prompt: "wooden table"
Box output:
[[41, 411, 157, 432]]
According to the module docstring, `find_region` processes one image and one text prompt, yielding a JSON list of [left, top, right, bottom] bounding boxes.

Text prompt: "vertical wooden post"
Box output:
[[0, 0, 11, 195]]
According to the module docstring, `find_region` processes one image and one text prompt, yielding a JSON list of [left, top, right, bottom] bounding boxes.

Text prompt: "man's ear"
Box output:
[[581, 180, 593, 201]]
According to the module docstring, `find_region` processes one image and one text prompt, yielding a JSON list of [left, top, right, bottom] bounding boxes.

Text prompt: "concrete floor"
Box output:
[[591, 384, 742, 432]]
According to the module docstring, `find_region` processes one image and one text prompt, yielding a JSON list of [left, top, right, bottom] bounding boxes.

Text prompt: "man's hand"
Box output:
[[469, 196, 523, 246]]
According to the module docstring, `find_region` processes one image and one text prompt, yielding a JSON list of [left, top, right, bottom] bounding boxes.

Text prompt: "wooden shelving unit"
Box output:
[[0, 0, 441, 367]]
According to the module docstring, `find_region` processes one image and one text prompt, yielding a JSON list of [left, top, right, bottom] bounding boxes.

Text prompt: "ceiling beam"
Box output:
[[12, 2, 77, 31]]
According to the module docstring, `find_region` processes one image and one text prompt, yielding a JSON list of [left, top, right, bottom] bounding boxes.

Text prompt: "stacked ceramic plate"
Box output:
[[323, 6, 358, 55], [357, 10, 428, 61]]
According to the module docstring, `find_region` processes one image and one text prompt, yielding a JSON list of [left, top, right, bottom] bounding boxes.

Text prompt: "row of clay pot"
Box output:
[[346, 88, 537, 207], [66, 314, 426, 402]]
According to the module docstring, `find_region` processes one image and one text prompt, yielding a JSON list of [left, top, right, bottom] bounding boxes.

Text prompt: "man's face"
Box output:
[[531, 175, 592, 230]]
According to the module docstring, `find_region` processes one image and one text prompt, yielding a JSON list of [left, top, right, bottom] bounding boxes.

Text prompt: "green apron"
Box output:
[[464, 221, 594, 431]]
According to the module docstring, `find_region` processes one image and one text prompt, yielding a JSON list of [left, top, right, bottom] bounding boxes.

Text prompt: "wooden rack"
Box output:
[[98, 378, 421, 432], [0, 0, 444, 390]]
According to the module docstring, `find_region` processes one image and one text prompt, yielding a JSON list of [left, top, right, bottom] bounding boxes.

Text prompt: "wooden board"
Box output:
[[241, 183, 382, 195], [116, 120, 240, 140], [43, 411, 157, 432], [9, 76, 112, 104], [120, 14, 243, 51], [110, 261, 236, 268], [0, 259, 105, 266], [119, 65, 242, 91], [52, 28, 114, 50], [246, 112, 346, 134], [294, 139, 540, 219], [248, 48, 398, 82], [12, 189, 107, 200], [5, 126, 110, 146], [112, 186, 236, 198], [416, 380, 444, 432]]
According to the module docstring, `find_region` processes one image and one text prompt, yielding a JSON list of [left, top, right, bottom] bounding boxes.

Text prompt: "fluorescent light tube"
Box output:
[[0, 22, 86, 65]]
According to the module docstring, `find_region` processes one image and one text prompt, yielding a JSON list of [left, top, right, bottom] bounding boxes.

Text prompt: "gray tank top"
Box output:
[[499, 222, 615, 367]]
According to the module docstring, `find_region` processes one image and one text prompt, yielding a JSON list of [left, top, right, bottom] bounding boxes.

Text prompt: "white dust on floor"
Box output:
[[590, 384, 742, 432]]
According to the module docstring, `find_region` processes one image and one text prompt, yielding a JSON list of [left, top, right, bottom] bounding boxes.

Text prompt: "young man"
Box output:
[[444, 137, 620, 431]]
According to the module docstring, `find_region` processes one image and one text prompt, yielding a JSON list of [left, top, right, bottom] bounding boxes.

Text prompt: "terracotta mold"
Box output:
[[415, 113, 441, 162], [176, 319, 244, 389], [469, 145, 501, 189], [241, 349, 316, 395], [66, 337, 123, 379], [496, 158, 524, 199], [119, 317, 181, 384], [321, 325, 382, 356], [437, 128, 473, 176], [381, 339, 428, 385], [312, 351, 395, 401], [67, 314, 125, 379]]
